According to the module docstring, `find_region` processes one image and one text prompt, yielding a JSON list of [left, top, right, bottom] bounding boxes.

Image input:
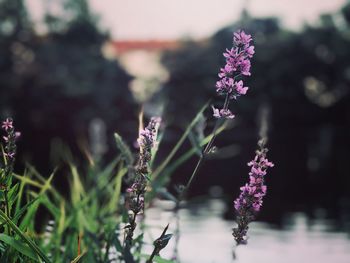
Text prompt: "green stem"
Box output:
[[4, 190, 11, 235], [125, 193, 141, 246], [181, 117, 223, 198], [146, 248, 158, 263], [152, 102, 210, 180], [181, 93, 229, 200]]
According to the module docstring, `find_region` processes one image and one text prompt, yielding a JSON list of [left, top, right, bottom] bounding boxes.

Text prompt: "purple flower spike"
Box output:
[[1, 117, 20, 182], [125, 117, 161, 244], [214, 30, 254, 119], [232, 142, 274, 245]]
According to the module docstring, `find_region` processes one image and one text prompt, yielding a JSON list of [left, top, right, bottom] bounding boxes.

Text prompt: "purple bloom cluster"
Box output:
[[127, 117, 161, 211], [125, 117, 161, 243], [2, 118, 20, 162], [1, 118, 20, 188], [232, 141, 274, 245], [136, 117, 161, 173], [212, 107, 235, 119], [213, 30, 255, 119]]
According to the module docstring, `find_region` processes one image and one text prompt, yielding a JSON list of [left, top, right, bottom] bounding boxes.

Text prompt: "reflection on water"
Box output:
[[145, 199, 350, 263]]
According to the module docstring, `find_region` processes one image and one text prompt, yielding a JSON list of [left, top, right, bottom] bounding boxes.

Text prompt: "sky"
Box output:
[[27, 0, 348, 40]]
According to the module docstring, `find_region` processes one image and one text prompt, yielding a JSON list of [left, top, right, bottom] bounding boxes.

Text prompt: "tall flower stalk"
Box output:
[[171, 30, 255, 261], [182, 30, 255, 197], [1, 118, 20, 178], [1, 118, 20, 234], [232, 139, 274, 245], [125, 117, 161, 246]]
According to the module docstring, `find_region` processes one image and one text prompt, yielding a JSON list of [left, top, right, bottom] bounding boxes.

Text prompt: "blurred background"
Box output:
[[1, 0, 350, 262]]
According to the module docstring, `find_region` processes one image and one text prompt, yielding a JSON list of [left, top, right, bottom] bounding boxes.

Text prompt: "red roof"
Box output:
[[110, 40, 180, 54]]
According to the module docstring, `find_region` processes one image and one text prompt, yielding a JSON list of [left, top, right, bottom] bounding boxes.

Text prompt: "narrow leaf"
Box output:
[[70, 251, 86, 263], [114, 133, 134, 165], [0, 234, 39, 261], [152, 101, 209, 180], [0, 210, 51, 262]]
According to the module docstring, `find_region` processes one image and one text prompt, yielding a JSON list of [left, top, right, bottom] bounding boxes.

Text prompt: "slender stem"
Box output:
[[152, 102, 210, 180], [147, 224, 169, 263], [223, 92, 230, 110], [103, 232, 112, 263], [4, 189, 11, 235], [125, 193, 141, 246], [170, 95, 232, 263], [202, 93, 229, 156], [182, 97, 228, 197], [172, 204, 180, 261], [77, 233, 81, 256], [147, 247, 158, 263], [184, 156, 203, 191]]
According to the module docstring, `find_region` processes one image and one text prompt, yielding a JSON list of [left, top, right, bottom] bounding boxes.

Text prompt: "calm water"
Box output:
[[144, 199, 350, 263]]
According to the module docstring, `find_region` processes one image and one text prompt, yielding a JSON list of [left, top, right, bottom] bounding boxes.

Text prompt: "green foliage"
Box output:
[[0, 100, 223, 262], [114, 133, 135, 166]]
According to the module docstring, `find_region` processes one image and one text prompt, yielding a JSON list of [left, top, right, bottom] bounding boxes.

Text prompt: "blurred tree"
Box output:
[[0, 0, 137, 174], [158, 6, 350, 223], [0, 0, 32, 101]]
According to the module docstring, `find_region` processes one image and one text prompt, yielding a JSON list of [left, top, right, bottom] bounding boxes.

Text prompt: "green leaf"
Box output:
[[9, 197, 39, 226], [20, 173, 55, 231], [140, 254, 175, 263], [150, 128, 164, 168], [36, 195, 61, 220], [15, 177, 26, 215], [108, 166, 127, 213], [152, 101, 210, 180], [0, 234, 39, 261], [70, 165, 86, 203], [188, 130, 202, 157], [113, 234, 123, 253], [153, 256, 175, 263], [8, 183, 19, 202], [70, 251, 86, 263], [114, 133, 134, 165], [0, 210, 51, 262], [152, 121, 227, 190]]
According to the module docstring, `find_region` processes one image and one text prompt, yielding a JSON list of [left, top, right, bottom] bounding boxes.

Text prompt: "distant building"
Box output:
[[102, 40, 180, 102]]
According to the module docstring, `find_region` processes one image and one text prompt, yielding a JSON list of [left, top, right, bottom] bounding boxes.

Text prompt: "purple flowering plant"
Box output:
[[0, 30, 274, 263], [125, 117, 161, 246], [0, 118, 20, 216], [0, 118, 22, 191]]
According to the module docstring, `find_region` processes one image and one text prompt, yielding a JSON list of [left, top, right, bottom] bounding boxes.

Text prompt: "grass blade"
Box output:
[[0, 210, 51, 262], [152, 101, 209, 180], [0, 234, 40, 261], [114, 133, 134, 165], [70, 251, 86, 263], [152, 121, 227, 190]]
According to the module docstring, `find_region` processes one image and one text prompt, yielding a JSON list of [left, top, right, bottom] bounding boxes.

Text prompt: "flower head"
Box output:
[[232, 142, 274, 245], [212, 106, 235, 119], [2, 118, 13, 131], [213, 30, 254, 119]]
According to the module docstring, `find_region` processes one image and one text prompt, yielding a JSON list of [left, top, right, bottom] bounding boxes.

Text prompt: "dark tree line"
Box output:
[[158, 6, 350, 225], [0, 0, 137, 175]]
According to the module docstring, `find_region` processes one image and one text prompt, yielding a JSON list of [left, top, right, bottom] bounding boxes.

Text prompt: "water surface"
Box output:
[[145, 199, 350, 263]]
